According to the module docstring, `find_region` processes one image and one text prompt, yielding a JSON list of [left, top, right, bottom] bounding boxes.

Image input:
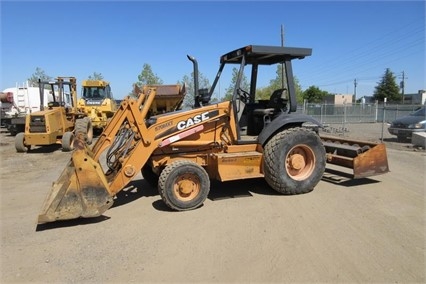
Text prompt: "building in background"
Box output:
[[324, 94, 354, 105], [403, 90, 426, 105]]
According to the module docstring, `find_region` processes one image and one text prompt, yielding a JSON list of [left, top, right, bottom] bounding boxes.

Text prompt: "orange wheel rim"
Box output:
[[285, 144, 315, 180], [173, 173, 200, 201]]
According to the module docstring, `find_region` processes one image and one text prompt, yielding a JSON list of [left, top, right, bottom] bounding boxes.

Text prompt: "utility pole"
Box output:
[[353, 78, 357, 103], [400, 71, 406, 104]]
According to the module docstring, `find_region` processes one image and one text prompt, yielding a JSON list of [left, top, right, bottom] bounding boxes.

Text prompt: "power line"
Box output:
[[306, 21, 423, 78], [301, 20, 424, 85]]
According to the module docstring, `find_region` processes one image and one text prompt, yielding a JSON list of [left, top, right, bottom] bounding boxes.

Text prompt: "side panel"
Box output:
[[214, 151, 264, 181]]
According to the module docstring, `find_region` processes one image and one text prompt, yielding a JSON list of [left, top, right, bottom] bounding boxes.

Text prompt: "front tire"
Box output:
[[15, 132, 30, 152], [62, 131, 75, 152], [158, 160, 210, 211], [263, 127, 326, 194]]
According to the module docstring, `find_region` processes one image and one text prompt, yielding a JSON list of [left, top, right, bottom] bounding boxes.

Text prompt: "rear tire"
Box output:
[[75, 117, 93, 144], [263, 127, 326, 194], [15, 132, 30, 152], [158, 160, 210, 211], [62, 131, 75, 152]]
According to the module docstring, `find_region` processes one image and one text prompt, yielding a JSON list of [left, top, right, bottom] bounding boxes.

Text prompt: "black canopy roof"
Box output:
[[220, 45, 312, 65]]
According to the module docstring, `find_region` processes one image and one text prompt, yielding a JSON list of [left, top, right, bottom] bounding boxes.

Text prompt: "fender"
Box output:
[[258, 113, 323, 146]]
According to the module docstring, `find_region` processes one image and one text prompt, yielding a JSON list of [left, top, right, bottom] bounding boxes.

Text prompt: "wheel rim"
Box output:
[[285, 144, 316, 180], [173, 173, 200, 201]]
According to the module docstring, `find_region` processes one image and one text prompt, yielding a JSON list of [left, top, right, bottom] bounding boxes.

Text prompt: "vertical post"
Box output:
[[353, 78, 357, 103], [381, 98, 387, 142], [375, 100, 378, 122], [400, 71, 406, 104], [343, 100, 347, 136]]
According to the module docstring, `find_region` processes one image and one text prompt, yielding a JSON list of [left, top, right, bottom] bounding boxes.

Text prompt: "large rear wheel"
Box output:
[[158, 160, 210, 211], [263, 127, 326, 194]]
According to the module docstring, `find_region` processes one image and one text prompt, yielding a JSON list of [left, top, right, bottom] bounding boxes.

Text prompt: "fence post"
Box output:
[[343, 101, 347, 136], [380, 99, 386, 142], [375, 100, 378, 122]]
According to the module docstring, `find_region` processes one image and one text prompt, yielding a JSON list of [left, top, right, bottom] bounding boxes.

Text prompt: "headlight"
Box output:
[[409, 120, 426, 129]]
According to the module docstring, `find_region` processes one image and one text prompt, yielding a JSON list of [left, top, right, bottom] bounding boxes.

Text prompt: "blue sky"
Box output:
[[1, 1, 425, 100]]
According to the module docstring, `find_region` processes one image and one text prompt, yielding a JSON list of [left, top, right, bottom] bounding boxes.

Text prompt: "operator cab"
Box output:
[[210, 45, 312, 140], [81, 82, 113, 107], [83, 86, 111, 100], [187, 45, 318, 144], [39, 77, 76, 111]]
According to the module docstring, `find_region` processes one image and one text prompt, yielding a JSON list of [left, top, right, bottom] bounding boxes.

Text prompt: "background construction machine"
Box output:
[[1, 84, 54, 135], [144, 84, 185, 115], [15, 77, 93, 152], [77, 80, 117, 133], [37, 45, 389, 224]]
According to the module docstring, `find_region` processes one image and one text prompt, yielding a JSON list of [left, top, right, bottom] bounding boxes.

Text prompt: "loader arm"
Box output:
[[38, 88, 161, 223], [38, 87, 233, 223], [90, 90, 232, 195], [89, 91, 157, 195]]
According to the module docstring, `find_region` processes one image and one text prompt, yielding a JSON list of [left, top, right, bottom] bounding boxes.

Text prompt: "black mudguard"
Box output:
[[258, 113, 322, 146]]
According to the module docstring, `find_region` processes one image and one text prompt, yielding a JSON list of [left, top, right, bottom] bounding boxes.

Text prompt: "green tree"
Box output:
[[255, 65, 285, 100], [28, 67, 52, 87], [269, 64, 287, 90], [302, 86, 329, 103], [223, 67, 250, 101], [87, 72, 104, 80], [293, 77, 304, 104], [180, 72, 210, 109], [373, 68, 401, 102], [130, 63, 163, 96], [136, 63, 163, 86], [268, 65, 304, 103], [255, 65, 303, 103]]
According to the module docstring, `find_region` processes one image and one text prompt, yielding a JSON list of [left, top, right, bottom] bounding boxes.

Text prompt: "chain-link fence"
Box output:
[[298, 102, 423, 125]]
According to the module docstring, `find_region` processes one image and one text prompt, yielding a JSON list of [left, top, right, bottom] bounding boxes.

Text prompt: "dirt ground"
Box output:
[[0, 123, 425, 283]]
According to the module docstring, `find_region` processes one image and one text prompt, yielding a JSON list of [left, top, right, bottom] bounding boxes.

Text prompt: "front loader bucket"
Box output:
[[37, 148, 114, 224], [320, 135, 389, 179]]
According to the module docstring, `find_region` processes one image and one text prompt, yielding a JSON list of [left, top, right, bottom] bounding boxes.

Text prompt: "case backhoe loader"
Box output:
[[37, 45, 389, 224]]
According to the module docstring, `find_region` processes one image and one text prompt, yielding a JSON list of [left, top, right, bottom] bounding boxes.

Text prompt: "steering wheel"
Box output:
[[237, 88, 250, 104]]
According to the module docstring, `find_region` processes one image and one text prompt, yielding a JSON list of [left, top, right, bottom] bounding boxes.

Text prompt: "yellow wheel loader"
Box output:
[[37, 45, 389, 224], [77, 80, 117, 133], [15, 77, 93, 152]]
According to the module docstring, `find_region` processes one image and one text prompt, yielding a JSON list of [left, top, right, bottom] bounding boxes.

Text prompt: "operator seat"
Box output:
[[252, 88, 288, 126]]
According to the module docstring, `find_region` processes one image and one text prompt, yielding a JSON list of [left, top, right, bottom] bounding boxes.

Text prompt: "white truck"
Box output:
[[0, 82, 54, 135]]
